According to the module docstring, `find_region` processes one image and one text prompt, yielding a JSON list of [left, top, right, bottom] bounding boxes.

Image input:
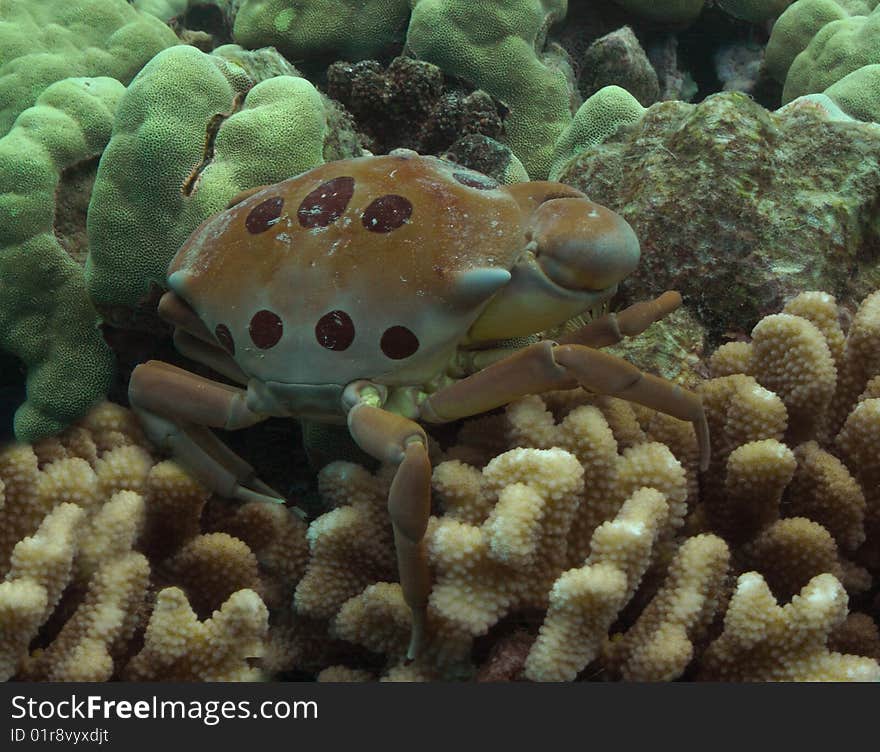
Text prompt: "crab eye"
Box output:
[[380, 326, 419, 359], [315, 310, 355, 351], [249, 310, 283, 349], [362, 194, 412, 233], [245, 197, 284, 233]]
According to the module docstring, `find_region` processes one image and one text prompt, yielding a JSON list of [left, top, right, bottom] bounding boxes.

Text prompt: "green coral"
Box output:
[[765, 0, 852, 84], [232, 0, 412, 63], [0, 0, 178, 137], [822, 64, 880, 121], [406, 0, 573, 179], [549, 85, 646, 181], [783, 5, 880, 104], [0, 78, 123, 441], [765, 0, 880, 118], [85, 44, 360, 314]]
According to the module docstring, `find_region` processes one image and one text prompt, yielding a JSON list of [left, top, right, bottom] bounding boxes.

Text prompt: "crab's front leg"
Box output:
[[345, 394, 432, 660], [129, 360, 286, 505], [422, 341, 711, 471]]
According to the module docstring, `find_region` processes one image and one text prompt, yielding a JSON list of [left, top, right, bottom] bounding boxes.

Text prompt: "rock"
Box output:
[[580, 26, 660, 106], [556, 92, 880, 344]]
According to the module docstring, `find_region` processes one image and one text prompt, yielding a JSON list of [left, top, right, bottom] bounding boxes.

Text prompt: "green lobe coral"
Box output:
[[406, 0, 574, 179], [0, 0, 178, 137], [85, 44, 359, 315], [0, 78, 122, 441], [232, 0, 412, 63]]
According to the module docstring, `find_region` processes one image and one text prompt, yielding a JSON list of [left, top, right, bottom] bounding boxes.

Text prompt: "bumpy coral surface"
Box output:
[[284, 288, 879, 681], [0, 402, 308, 681]]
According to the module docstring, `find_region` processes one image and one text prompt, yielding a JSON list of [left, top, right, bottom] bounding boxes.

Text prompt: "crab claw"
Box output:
[[529, 198, 640, 292]]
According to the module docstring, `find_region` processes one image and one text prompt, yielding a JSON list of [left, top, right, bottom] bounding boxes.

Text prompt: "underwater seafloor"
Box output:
[[1, 0, 879, 682]]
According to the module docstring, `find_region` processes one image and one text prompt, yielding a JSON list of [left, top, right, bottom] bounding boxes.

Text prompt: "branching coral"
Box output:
[[289, 289, 880, 682], [0, 401, 308, 681], [4, 289, 878, 683]]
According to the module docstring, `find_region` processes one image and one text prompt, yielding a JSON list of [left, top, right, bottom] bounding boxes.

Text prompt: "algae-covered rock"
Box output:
[[555, 92, 880, 344]]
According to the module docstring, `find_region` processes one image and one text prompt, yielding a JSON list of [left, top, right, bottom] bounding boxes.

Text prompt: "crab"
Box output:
[[129, 149, 710, 660]]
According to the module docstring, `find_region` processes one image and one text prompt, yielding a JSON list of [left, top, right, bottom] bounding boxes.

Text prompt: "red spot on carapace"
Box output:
[[215, 324, 235, 355], [249, 310, 283, 349], [362, 194, 412, 233], [315, 310, 355, 351], [380, 326, 419, 360], [298, 176, 355, 228], [245, 197, 284, 234]]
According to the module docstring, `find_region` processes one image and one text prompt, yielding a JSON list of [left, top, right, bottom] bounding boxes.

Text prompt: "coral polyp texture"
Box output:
[[0, 402, 309, 681], [296, 288, 880, 681]]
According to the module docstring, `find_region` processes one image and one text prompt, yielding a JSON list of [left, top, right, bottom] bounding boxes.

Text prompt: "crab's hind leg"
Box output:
[[347, 401, 432, 660], [129, 360, 287, 506]]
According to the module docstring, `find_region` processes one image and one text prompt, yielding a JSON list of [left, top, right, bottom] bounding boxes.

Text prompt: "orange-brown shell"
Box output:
[[168, 153, 529, 385]]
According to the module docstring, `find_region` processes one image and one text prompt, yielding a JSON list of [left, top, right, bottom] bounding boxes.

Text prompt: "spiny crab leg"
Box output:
[[129, 360, 291, 508], [559, 290, 683, 348], [423, 338, 711, 472], [347, 401, 432, 661]]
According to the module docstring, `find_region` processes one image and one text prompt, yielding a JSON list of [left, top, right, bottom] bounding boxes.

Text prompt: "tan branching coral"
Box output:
[[524, 487, 671, 682], [291, 288, 880, 682], [697, 573, 880, 681], [602, 534, 730, 682], [123, 587, 268, 681], [0, 401, 307, 681], [4, 288, 879, 683]]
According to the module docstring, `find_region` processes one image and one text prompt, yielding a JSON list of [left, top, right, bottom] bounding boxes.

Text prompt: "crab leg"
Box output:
[[129, 360, 287, 505], [347, 402, 432, 660], [422, 341, 711, 471], [558, 290, 682, 348], [159, 292, 250, 385]]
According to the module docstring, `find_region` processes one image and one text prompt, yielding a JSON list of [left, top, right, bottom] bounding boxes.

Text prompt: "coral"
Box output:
[[523, 487, 673, 682], [85, 44, 362, 318], [550, 85, 646, 181], [602, 534, 730, 681], [232, 0, 411, 65], [284, 288, 880, 681], [406, 0, 574, 179], [123, 587, 267, 681], [697, 573, 879, 680], [782, 5, 880, 105], [0, 0, 177, 137], [765, 0, 880, 119], [554, 92, 880, 345], [0, 401, 308, 681], [0, 78, 121, 441]]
